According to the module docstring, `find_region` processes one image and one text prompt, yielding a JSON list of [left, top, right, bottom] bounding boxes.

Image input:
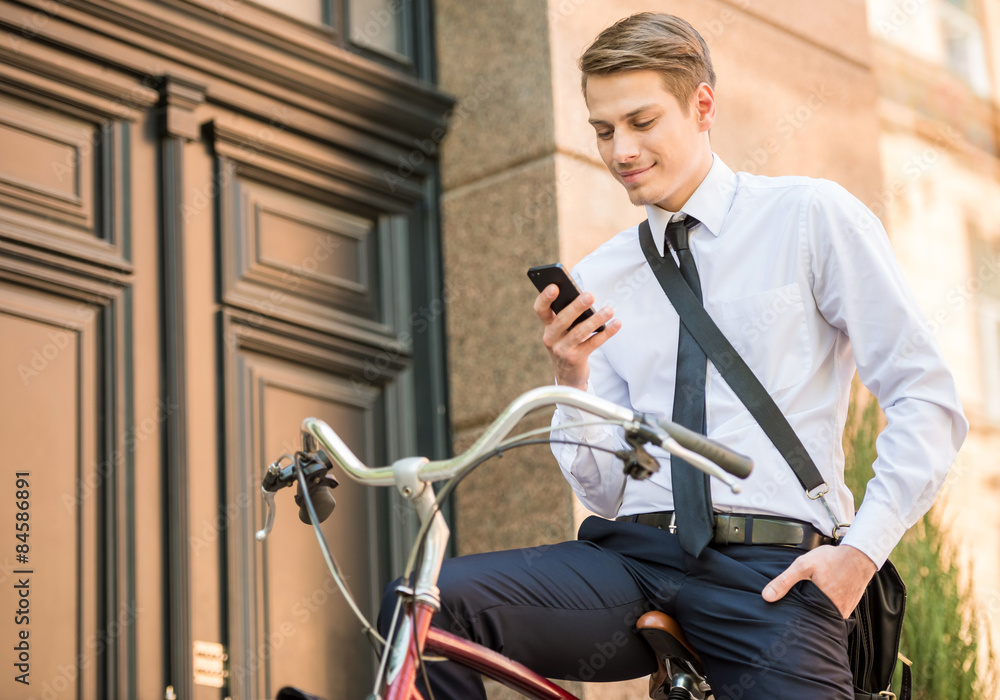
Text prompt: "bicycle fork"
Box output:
[[382, 457, 450, 700]]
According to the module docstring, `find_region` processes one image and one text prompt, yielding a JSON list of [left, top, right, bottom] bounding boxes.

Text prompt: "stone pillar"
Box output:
[[434, 1, 576, 559]]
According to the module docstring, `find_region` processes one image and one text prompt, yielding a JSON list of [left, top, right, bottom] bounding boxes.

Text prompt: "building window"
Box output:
[[248, 0, 417, 68], [349, 0, 412, 60], [938, 0, 992, 96], [867, 0, 992, 96]]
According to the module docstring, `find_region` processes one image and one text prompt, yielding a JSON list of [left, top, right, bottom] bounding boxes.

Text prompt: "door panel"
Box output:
[[227, 175, 380, 321], [0, 94, 130, 267], [0, 97, 96, 234], [246, 351, 382, 697], [0, 284, 99, 700], [216, 139, 413, 698]]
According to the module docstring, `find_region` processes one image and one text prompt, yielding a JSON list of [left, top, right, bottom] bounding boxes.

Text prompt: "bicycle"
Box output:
[[256, 385, 753, 700]]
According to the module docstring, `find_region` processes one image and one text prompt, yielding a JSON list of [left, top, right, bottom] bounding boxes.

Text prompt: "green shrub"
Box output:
[[842, 389, 996, 698]]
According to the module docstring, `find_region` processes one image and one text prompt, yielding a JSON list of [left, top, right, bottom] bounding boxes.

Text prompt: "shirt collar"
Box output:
[[644, 153, 738, 255]]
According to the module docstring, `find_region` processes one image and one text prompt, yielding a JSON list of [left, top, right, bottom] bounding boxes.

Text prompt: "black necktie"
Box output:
[[666, 215, 714, 556]]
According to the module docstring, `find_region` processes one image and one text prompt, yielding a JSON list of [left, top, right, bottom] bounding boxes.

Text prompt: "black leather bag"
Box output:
[[638, 220, 910, 699], [849, 560, 909, 699]]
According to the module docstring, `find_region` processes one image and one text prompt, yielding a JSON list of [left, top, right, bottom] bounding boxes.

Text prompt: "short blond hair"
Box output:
[[580, 13, 716, 107]]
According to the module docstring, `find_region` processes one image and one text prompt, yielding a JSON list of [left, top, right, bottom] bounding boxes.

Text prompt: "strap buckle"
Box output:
[[806, 483, 829, 500], [667, 512, 677, 534], [807, 483, 852, 540]]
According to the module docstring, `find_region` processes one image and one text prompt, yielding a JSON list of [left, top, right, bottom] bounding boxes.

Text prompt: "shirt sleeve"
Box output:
[[549, 269, 633, 518], [805, 181, 969, 568]]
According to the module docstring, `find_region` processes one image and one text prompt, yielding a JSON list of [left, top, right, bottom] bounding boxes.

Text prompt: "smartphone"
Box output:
[[527, 263, 605, 332]]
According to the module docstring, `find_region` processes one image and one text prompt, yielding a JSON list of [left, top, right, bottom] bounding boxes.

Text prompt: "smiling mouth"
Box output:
[[619, 165, 652, 184]]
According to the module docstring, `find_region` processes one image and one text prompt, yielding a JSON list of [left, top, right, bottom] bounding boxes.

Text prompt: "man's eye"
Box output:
[[635, 120, 653, 129], [597, 131, 613, 140]]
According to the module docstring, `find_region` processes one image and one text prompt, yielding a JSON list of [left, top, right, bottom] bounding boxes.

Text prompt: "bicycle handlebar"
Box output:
[[256, 384, 756, 690], [257, 387, 754, 544], [656, 419, 754, 479], [301, 386, 752, 488]]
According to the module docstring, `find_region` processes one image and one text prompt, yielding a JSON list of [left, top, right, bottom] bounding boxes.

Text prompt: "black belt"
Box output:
[[616, 512, 835, 551]]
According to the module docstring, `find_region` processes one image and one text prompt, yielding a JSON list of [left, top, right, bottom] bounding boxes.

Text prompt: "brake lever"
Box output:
[[616, 419, 668, 481], [618, 429, 661, 481], [617, 418, 745, 493], [256, 456, 292, 542], [256, 450, 340, 541], [256, 488, 277, 542]]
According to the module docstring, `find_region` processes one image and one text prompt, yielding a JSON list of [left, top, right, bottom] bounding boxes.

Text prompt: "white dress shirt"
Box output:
[[552, 154, 968, 568]]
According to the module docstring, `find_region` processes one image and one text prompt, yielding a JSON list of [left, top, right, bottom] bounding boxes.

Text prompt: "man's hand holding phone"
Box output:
[[529, 264, 621, 391]]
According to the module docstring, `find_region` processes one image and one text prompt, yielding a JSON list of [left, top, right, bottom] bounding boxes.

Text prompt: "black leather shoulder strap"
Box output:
[[637, 219, 825, 493]]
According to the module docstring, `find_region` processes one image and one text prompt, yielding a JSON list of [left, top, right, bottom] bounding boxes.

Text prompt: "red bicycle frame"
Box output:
[[384, 600, 578, 700]]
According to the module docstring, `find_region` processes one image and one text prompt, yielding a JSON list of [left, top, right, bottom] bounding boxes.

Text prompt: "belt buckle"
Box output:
[[667, 512, 677, 534]]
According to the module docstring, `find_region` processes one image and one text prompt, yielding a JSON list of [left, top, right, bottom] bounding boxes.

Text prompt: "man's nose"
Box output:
[[612, 131, 640, 163]]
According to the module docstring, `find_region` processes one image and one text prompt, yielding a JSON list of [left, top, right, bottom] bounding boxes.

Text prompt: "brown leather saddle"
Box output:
[[637, 612, 712, 699]]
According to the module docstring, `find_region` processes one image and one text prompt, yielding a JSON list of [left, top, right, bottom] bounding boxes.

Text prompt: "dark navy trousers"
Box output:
[[377, 516, 854, 700]]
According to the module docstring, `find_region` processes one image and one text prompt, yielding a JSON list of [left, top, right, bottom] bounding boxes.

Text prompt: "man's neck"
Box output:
[[655, 149, 714, 213]]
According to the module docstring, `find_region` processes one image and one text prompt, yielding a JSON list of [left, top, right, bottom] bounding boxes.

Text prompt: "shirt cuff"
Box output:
[[552, 381, 613, 444], [839, 501, 908, 570]]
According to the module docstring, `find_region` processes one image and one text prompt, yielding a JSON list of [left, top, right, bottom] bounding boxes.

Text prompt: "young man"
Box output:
[[381, 13, 967, 699]]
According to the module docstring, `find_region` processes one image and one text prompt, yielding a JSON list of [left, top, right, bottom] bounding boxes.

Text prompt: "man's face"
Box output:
[[586, 70, 714, 212]]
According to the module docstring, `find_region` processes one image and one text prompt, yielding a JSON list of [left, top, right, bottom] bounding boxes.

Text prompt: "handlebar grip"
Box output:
[[658, 420, 753, 479]]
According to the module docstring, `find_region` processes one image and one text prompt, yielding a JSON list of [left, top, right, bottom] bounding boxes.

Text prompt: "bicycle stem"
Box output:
[[393, 456, 450, 611]]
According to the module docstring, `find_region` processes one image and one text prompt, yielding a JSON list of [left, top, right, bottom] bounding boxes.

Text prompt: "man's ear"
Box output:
[[693, 82, 716, 133]]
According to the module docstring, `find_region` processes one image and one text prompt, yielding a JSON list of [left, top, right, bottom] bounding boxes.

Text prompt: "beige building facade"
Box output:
[[866, 0, 1000, 653]]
